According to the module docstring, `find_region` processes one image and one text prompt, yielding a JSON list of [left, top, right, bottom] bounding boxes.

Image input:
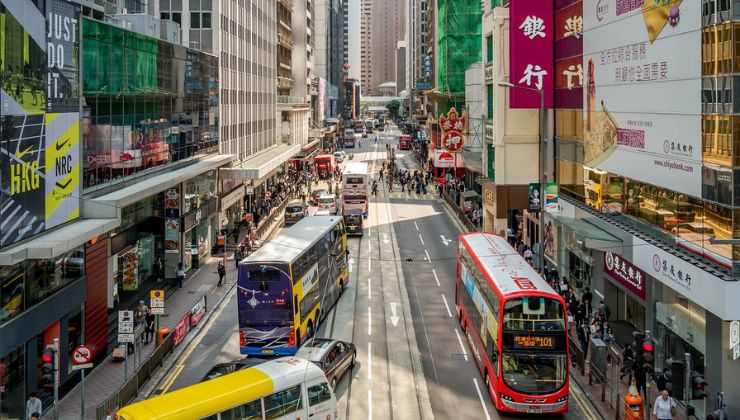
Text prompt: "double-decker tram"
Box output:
[[237, 216, 348, 356], [455, 233, 569, 414]]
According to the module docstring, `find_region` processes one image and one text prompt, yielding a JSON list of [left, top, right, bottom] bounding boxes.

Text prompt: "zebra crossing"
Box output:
[[384, 190, 437, 201]]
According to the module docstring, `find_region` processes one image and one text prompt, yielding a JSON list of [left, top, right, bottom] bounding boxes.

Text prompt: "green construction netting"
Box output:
[[437, 0, 483, 98]]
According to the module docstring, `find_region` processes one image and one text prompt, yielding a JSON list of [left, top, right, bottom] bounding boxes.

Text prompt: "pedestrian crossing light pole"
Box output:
[[498, 81, 546, 273]]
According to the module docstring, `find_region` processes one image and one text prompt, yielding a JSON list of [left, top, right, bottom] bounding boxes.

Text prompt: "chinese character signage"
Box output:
[[583, 0, 702, 197], [509, 0, 554, 108], [439, 108, 466, 153], [604, 252, 646, 300], [555, 0, 583, 109]]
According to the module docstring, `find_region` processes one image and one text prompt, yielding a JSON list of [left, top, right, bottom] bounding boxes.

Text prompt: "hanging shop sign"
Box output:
[[509, 0, 554, 108], [439, 108, 466, 153], [528, 183, 541, 212], [164, 187, 181, 254], [545, 182, 559, 213], [604, 251, 646, 300]]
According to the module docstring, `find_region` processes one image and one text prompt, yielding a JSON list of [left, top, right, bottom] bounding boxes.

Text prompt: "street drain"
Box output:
[[450, 353, 467, 361]]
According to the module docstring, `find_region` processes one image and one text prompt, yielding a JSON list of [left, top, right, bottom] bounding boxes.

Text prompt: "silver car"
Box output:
[[295, 338, 356, 389]]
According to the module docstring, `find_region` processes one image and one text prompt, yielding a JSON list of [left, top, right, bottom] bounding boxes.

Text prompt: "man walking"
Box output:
[[217, 262, 226, 286], [26, 392, 42, 420], [176, 263, 185, 288]]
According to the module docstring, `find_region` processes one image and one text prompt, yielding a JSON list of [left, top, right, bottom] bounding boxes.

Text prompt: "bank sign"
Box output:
[[583, 0, 702, 197], [604, 252, 645, 300]]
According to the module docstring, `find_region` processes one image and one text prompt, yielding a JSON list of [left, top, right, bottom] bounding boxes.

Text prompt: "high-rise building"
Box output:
[[406, 0, 432, 119], [314, 0, 345, 120], [396, 41, 407, 94], [363, 0, 405, 95], [344, 0, 361, 81], [360, 0, 372, 95]]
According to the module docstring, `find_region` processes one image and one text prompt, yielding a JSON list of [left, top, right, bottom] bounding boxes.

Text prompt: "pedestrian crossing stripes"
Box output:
[[386, 191, 435, 201]]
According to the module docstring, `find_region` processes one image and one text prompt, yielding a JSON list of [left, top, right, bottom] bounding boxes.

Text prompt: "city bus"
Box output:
[[456, 233, 569, 414], [398, 135, 412, 150], [343, 128, 356, 148], [116, 357, 338, 419], [238, 216, 348, 356], [341, 162, 369, 218]]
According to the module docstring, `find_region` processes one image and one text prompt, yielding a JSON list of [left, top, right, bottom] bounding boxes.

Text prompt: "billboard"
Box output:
[[0, 0, 80, 247], [509, 0, 554, 108], [554, 0, 583, 109], [583, 0, 701, 197]]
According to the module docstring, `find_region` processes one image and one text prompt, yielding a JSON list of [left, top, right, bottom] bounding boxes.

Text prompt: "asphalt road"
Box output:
[[158, 123, 601, 420]]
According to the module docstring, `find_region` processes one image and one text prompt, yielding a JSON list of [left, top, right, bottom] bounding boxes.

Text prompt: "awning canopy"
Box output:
[[463, 151, 483, 173], [88, 154, 236, 213], [555, 216, 623, 250], [302, 138, 321, 151], [221, 144, 301, 181], [0, 218, 120, 265]]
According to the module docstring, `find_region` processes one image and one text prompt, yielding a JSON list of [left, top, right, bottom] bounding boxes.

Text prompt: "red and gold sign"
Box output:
[[439, 107, 466, 153]]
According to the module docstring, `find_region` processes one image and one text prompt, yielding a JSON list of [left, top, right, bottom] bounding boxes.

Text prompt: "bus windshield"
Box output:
[[502, 353, 567, 394], [502, 297, 565, 331]]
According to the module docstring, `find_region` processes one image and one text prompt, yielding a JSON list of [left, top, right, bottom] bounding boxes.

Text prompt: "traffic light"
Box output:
[[690, 371, 708, 400], [632, 331, 645, 368], [39, 345, 57, 388], [641, 336, 655, 374]]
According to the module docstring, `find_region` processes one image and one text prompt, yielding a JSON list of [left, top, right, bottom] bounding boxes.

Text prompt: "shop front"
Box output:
[[0, 250, 87, 417], [182, 197, 219, 270], [219, 180, 245, 232], [602, 251, 647, 343]]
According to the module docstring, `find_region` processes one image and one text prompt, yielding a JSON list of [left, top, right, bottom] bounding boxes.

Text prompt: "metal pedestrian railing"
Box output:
[[95, 328, 175, 418], [441, 191, 477, 232]]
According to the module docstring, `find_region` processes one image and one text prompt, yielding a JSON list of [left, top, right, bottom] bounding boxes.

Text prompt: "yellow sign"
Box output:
[[150, 290, 165, 300]]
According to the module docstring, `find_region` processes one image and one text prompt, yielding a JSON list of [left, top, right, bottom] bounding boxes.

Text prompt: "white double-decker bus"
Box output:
[[341, 162, 369, 218]]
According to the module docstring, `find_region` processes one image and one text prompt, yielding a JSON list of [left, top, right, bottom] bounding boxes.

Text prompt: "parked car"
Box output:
[[295, 338, 356, 389], [284, 200, 308, 225], [311, 189, 329, 205], [317, 194, 338, 215], [199, 358, 267, 382], [333, 151, 347, 163]]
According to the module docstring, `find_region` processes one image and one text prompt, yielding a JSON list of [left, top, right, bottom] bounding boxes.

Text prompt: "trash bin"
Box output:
[[624, 392, 644, 420], [157, 328, 170, 347]]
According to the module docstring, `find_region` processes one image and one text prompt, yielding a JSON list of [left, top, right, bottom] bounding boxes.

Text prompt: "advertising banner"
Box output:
[[509, 0, 554, 108], [583, 0, 701, 197], [164, 187, 181, 253], [120, 246, 139, 291], [433, 150, 463, 168], [604, 251, 646, 300], [555, 1, 583, 109], [45, 112, 80, 229], [46, 0, 80, 113], [528, 183, 541, 212], [545, 182, 559, 213], [543, 215, 557, 262]]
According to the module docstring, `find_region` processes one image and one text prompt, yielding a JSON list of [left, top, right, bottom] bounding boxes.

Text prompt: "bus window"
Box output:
[[308, 382, 333, 406], [246, 266, 283, 283], [264, 385, 302, 419], [503, 298, 565, 331], [501, 353, 567, 394], [218, 398, 262, 420]]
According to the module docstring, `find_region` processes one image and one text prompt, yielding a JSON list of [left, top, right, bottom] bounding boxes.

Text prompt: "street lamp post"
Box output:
[[498, 81, 547, 274]]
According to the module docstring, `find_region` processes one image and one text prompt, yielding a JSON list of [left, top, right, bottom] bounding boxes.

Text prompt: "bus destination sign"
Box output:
[[513, 335, 556, 349]]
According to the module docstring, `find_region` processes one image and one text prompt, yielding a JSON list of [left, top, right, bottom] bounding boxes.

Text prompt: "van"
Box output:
[[333, 151, 347, 163], [284, 200, 308, 225]]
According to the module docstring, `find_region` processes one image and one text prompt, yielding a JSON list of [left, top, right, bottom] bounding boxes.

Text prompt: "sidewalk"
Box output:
[[48, 205, 288, 420], [569, 334, 696, 420]]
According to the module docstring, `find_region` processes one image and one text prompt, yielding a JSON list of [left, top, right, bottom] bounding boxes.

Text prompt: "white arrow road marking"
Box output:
[[349, 258, 355, 273], [454, 328, 469, 361], [382, 233, 389, 244], [440, 235, 451, 246], [390, 302, 400, 327]]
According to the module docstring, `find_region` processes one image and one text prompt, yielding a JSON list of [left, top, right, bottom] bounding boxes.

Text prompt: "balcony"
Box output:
[[279, 17, 291, 32], [278, 95, 308, 105], [278, 76, 294, 90], [278, 0, 294, 12], [278, 32, 293, 49]]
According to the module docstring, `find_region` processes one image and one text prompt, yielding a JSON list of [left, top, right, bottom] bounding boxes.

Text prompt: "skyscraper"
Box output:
[[363, 0, 405, 95]]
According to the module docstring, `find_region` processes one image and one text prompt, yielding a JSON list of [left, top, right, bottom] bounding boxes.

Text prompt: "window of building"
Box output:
[[486, 35, 493, 63], [191, 12, 201, 28], [202, 12, 211, 28], [486, 84, 493, 119]]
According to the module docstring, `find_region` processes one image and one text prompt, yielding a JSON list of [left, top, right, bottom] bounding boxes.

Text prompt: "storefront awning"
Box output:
[[463, 151, 483, 173], [89, 154, 236, 213], [0, 217, 120, 265], [302, 138, 321, 151], [221, 144, 301, 181], [556, 216, 623, 250]]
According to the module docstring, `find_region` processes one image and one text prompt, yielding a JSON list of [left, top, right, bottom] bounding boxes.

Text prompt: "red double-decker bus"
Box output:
[[398, 135, 412, 150], [456, 233, 569, 414]]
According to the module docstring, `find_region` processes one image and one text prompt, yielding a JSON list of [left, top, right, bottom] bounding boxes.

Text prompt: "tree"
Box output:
[[387, 100, 401, 117]]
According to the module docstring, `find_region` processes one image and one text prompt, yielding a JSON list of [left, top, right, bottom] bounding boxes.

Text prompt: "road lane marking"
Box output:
[[473, 378, 492, 420], [432, 269, 440, 287], [160, 287, 233, 393], [419, 233, 425, 246], [414, 221, 419, 231], [368, 258, 372, 271], [569, 378, 599, 420], [367, 342, 372, 380], [368, 389, 373, 420], [441, 294, 453, 318], [368, 277, 372, 299], [368, 307, 372, 336], [424, 249, 431, 263], [454, 328, 469, 361]]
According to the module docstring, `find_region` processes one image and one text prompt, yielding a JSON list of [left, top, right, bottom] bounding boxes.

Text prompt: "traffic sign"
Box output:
[[71, 363, 93, 371], [150, 289, 165, 314], [118, 310, 134, 343], [72, 345, 92, 365]]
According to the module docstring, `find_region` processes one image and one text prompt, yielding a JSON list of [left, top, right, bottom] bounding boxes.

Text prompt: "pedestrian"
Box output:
[[652, 389, 676, 420], [379, 169, 384, 181], [144, 309, 155, 344], [26, 392, 42, 420], [235, 249, 243, 268], [217, 262, 226, 286], [176, 262, 185, 288], [598, 300, 611, 321], [523, 246, 533, 265], [135, 300, 148, 325], [154, 257, 164, 282], [30, 413, 40, 420], [656, 367, 671, 393], [253, 211, 260, 228]]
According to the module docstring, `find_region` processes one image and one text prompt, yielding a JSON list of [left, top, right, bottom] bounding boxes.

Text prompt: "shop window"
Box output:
[[0, 345, 26, 418], [26, 248, 85, 308], [0, 265, 24, 323]]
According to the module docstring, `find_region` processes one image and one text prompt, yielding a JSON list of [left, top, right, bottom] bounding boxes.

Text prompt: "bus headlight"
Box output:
[[499, 393, 514, 402], [556, 395, 568, 403]]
